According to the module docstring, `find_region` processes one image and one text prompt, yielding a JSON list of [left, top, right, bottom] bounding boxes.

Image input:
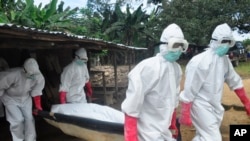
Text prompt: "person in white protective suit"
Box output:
[[121, 23, 189, 141], [0, 57, 9, 118], [179, 23, 250, 141], [59, 48, 93, 104], [0, 58, 44, 141]]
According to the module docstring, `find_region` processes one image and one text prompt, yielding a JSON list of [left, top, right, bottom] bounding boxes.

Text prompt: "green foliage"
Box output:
[[0, 0, 78, 31], [157, 0, 250, 46], [1, 0, 250, 50], [243, 39, 250, 47], [243, 39, 250, 52], [98, 50, 108, 57], [75, 7, 104, 38], [0, 0, 25, 23], [234, 61, 250, 79], [104, 3, 150, 46]]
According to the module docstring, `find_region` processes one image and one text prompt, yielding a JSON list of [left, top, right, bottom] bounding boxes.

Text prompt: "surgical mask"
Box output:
[[163, 51, 182, 62], [75, 59, 85, 66], [26, 74, 35, 80], [23, 67, 36, 80], [215, 45, 229, 57]]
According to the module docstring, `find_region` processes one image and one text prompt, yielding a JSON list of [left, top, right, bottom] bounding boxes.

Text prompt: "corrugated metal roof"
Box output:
[[0, 23, 147, 51]]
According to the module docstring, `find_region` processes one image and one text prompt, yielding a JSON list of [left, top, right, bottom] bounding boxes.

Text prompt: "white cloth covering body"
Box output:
[[51, 103, 124, 123]]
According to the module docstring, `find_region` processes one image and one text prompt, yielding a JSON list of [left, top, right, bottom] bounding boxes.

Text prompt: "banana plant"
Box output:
[[0, 0, 25, 23], [104, 3, 149, 46], [0, 0, 78, 31]]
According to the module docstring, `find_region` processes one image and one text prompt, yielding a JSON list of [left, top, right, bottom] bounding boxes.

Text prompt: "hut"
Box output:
[[0, 23, 147, 109]]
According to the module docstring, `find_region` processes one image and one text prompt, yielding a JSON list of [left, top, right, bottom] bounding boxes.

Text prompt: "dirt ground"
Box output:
[[179, 78, 250, 141], [0, 65, 250, 141], [95, 65, 250, 141]]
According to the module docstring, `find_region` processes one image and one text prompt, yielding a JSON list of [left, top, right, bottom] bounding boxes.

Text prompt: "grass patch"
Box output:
[[179, 60, 250, 79], [234, 61, 250, 79]]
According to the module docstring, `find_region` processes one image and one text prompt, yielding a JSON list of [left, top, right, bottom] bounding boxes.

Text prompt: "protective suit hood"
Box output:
[[159, 23, 187, 53], [23, 58, 40, 75], [210, 23, 235, 48], [75, 48, 88, 61]]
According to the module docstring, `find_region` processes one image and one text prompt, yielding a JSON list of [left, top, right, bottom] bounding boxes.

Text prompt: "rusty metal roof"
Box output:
[[0, 23, 147, 51]]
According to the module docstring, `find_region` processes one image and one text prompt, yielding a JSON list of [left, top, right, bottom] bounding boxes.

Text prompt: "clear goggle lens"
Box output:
[[212, 37, 235, 48], [76, 55, 88, 62], [167, 38, 189, 52]]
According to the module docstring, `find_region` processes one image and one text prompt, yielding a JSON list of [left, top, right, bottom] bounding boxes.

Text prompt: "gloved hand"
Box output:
[[169, 109, 178, 139], [59, 91, 67, 104], [85, 81, 93, 97], [179, 102, 192, 127], [234, 87, 250, 116], [33, 96, 42, 115], [124, 114, 138, 141]]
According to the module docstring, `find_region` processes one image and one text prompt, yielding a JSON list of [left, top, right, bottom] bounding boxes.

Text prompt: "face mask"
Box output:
[[163, 51, 182, 62], [26, 74, 35, 80], [215, 45, 229, 57], [75, 59, 85, 66]]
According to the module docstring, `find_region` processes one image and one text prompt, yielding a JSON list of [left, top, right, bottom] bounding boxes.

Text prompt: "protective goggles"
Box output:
[[212, 37, 235, 47], [23, 67, 37, 77], [161, 38, 189, 52], [76, 55, 88, 62]]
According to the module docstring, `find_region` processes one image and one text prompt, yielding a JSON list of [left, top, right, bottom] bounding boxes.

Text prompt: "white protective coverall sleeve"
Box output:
[[0, 68, 44, 102], [59, 64, 74, 92], [122, 23, 184, 141], [0, 71, 8, 96], [179, 54, 209, 103], [30, 74, 45, 97], [0, 58, 9, 117], [224, 57, 243, 89], [59, 62, 89, 103], [121, 60, 155, 118]]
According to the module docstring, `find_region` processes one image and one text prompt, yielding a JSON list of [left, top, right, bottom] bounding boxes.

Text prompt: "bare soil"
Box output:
[[179, 77, 250, 141]]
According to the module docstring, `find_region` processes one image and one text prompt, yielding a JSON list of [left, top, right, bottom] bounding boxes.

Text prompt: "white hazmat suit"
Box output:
[[59, 48, 92, 103], [0, 58, 45, 141], [0, 57, 9, 117], [121, 23, 188, 141], [179, 23, 250, 141]]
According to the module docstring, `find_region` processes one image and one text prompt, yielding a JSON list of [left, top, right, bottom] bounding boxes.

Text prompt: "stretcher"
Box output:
[[38, 111, 184, 141], [37, 102, 246, 141], [37, 110, 124, 141]]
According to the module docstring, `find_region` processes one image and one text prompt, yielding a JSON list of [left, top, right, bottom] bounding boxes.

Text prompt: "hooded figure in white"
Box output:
[[0, 58, 44, 141], [121, 23, 188, 141], [0, 57, 9, 117], [179, 23, 250, 141], [59, 48, 93, 104]]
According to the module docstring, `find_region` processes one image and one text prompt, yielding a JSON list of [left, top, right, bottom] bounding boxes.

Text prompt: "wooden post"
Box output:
[[113, 51, 118, 98], [129, 50, 132, 71], [101, 71, 107, 105]]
